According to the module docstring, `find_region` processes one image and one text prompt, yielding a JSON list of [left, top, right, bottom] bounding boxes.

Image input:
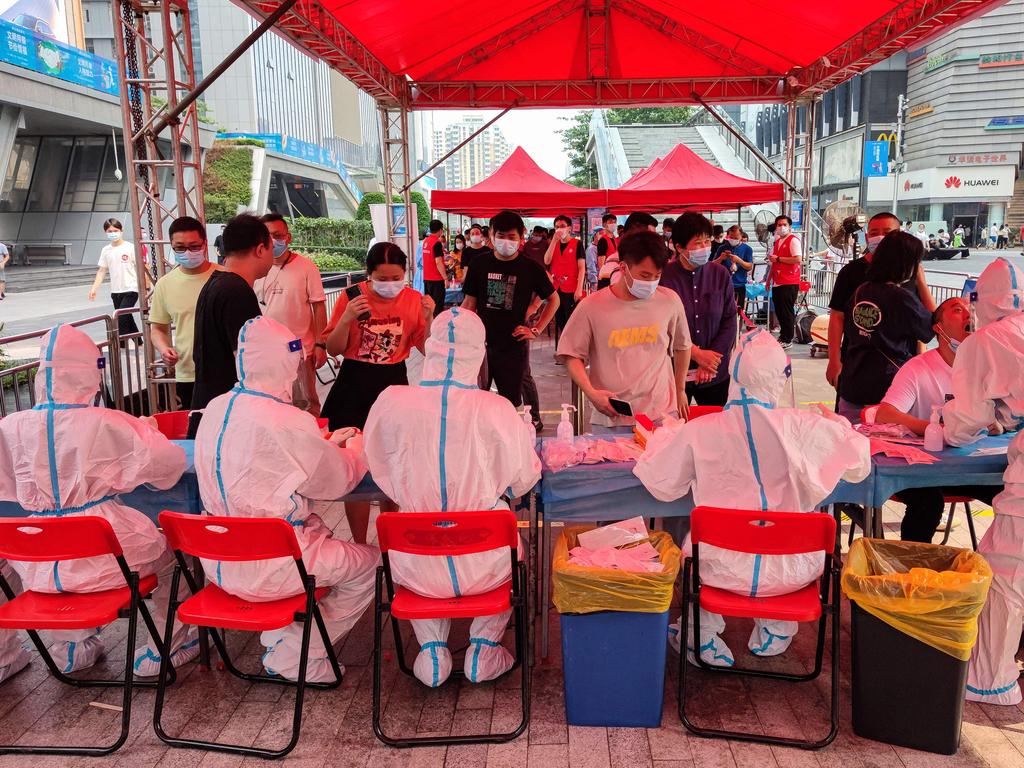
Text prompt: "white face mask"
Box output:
[[776, 226, 790, 238], [372, 279, 404, 299], [106, 230, 122, 241], [624, 264, 659, 300], [687, 246, 712, 267], [493, 238, 519, 258], [727, 237, 741, 247], [470, 235, 483, 246]]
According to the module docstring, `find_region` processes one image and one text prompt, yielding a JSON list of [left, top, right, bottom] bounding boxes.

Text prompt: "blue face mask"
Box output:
[[272, 238, 288, 259], [624, 264, 659, 300], [687, 246, 712, 267], [106, 230, 121, 241], [173, 247, 206, 269]]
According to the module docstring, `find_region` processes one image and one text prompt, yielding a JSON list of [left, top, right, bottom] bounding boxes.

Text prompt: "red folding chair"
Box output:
[[153, 410, 191, 440], [373, 511, 529, 748], [679, 507, 840, 749], [153, 512, 342, 759], [0, 517, 173, 756]]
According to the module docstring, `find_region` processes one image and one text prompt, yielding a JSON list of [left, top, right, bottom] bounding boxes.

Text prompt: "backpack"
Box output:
[[795, 309, 817, 344]]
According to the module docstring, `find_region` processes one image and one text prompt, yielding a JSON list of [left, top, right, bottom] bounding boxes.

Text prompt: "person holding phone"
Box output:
[[322, 242, 434, 543], [557, 230, 691, 430]]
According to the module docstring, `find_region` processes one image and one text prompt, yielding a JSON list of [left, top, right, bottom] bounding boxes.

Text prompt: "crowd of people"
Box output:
[[1, 203, 1023, 722]]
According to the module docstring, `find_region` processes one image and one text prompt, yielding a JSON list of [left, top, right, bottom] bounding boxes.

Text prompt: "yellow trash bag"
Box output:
[[841, 539, 992, 661], [552, 527, 681, 614]]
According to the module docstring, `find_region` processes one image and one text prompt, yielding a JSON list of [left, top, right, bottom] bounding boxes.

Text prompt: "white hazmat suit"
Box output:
[[942, 257, 1024, 706], [635, 329, 871, 665], [194, 316, 379, 683], [364, 308, 541, 687], [0, 324, 196, 676], [0, 562, 30, 683]]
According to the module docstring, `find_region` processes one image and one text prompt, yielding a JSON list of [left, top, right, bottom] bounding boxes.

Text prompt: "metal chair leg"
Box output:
[[939, 501, 957, 546], [965, 502, 978, 550]]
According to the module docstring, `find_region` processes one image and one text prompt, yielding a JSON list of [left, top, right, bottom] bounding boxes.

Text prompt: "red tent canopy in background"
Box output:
[[237, 0, 1009, 108], [605, 143, 784, 213], [430, 147, 606, 217]]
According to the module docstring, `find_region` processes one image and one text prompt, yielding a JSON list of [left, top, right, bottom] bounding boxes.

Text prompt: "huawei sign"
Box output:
[[945, 176, 962, 189]]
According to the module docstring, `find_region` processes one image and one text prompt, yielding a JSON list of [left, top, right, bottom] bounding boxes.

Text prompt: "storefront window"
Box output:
[[94, 138, 129, 211], [0, 136, 39, 212], [61, 137, 107, 211], [26, 137, 73, 212]]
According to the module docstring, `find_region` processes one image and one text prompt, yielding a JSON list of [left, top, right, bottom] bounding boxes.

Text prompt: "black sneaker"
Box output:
[[533, 420, 545, 433]]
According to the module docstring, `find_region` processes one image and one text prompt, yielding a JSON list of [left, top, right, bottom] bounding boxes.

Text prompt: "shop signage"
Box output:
[[863, 141, 889, 177], [868, 165, 1016, 202], [946, 152, 1016, 165], [908, 103, 934, 119], [985, 116, 1024, 130], [0, 18, 118, 96], [979, 51, 1024, 68], [907, 47, 927, 65]]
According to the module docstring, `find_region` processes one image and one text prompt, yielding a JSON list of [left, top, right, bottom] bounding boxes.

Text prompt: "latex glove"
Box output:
[[329, 427, 359, 446], [815, 402, 851, 428], [139, 415, 160, 430]]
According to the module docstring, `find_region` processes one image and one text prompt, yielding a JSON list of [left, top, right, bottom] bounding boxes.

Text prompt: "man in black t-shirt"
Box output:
[[462, 210, 559, 407], [187, 213, 274, 437], [460, 223, 493, 282]]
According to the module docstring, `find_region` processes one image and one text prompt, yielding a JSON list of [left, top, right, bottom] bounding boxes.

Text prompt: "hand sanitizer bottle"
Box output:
[[924, 405, 944, 452]]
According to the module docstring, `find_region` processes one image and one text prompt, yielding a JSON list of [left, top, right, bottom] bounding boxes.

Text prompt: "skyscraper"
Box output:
[[433, 116, 513, 190]]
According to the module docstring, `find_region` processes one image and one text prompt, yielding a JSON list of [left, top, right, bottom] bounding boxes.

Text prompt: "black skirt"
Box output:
[[321, 358, 408, 431]]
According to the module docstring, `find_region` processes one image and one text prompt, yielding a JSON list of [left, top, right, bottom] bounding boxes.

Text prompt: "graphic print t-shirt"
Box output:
[[326, 283, 426, 364], [463, 252, 554, 349]]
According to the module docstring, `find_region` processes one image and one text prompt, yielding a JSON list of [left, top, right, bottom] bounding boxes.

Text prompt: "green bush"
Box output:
[[354, 191, 431, 234], [289, 218, 373, 249], [306, 250, 364, 273], [203, 144, 254, 223], [218, 138, 265, 148]]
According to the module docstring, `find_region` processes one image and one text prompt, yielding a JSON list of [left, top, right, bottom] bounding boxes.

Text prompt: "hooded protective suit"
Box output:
[[194, 316, 379, 683], [364, 308, 541, 687], [942, 257, 1024, 706], [0, 325, 195, 676], [635, 329, 870, 664]]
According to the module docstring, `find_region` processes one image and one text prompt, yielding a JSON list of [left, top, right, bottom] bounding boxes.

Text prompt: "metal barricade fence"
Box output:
[[804, 262, 975, 312]]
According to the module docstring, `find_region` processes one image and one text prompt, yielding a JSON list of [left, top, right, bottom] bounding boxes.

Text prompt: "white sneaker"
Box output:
[[0, 648, 31, 684], [686, 634, 735, 668], [748, 625, 794, 657], [132, 631, 201, 677], [50, 635, 105, 673]]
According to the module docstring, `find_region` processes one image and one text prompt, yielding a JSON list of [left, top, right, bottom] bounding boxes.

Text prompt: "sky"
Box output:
[[426, 108, 580, 179]]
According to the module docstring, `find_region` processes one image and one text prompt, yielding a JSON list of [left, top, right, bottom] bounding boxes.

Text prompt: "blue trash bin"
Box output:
[[560, 609, 670, 727]]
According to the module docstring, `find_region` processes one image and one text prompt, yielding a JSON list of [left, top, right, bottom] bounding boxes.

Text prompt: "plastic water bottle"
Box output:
[[521, 405, 537, 444], [556, 403, 576, 446], [924, 405, 944, 452]]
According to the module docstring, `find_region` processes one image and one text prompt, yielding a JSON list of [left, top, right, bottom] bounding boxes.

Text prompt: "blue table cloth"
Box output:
[[445, 288, 464, 305], [870, 433, 1011, 507], [0, 439, 387, 523]]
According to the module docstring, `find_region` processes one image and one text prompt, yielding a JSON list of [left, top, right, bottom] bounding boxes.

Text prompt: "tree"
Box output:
[[559, 110, 597, 188], [607, 107, 697, 124], [355, 190, 431, 234]]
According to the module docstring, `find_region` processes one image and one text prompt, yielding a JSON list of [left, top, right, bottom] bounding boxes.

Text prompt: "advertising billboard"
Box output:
[[1, 0, 73, 44]]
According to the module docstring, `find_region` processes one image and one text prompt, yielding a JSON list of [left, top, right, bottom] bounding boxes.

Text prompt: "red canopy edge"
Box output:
[[604, 143, 784, 214], [431, 147, 607, 216], [235, 0, 1011, 109]]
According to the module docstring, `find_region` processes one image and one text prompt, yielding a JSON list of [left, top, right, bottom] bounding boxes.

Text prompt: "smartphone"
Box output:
[[346, 284, 371, 321], [609, 397, 633, 417]]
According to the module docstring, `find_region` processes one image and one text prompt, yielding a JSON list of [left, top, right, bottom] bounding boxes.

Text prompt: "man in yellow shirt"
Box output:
[[149, 216, 221, 409]]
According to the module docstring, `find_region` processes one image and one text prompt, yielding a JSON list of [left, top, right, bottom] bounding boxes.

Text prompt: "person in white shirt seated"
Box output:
[[875, 297, 998, 542]]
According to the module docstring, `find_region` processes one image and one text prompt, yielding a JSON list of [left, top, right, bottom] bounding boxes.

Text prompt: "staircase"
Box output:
[[1006, 175, 1024, 244], [3, 265, 98, 293], [614, 125, 718, 173]]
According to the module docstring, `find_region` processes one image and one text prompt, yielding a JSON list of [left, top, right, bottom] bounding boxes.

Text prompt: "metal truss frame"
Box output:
[[379, 106, 415, 268], [783, 99, 817, 237], [112, 0, 205, 409]]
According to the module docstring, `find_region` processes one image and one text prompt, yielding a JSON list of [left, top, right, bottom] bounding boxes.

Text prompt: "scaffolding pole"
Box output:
[[379, 105, 415, 272]]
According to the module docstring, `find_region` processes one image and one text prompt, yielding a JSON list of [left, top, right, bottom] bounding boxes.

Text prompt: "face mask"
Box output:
[[493, 238, 518, 258], [272, 238, 288, 259], [937, 329, 962, 353], [727, 238, 741, 247], [605, 225, 616, 234], [455, 242, 464, 250], [173, 247, 206, 269], [557, 228, 570, 241], [625, 265, 659, 300], [372, 279, 404, 299], [106, 231, 121, 241], [470, 235, 483, 246], [866, 235, 884, 252], [687, 246, 712, 267], [776, 226, 789, 238]]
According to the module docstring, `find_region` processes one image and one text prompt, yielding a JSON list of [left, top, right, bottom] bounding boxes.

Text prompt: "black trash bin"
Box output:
[[841, 539, 992, 755], [851, 603, 967, 754]]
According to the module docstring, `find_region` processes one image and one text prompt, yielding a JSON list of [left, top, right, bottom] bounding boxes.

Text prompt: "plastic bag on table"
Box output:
[[553, 527, 681, 614], [841, 538, 992, 660]]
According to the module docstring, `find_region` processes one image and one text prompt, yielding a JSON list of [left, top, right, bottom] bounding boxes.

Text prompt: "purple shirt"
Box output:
[[659, 260, 737, 387]]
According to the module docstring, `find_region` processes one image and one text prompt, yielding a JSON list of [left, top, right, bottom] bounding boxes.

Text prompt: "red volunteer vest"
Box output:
[[422, 234, 445, 281], [598, 232, 618, 257], [550, 238, 581, 291]]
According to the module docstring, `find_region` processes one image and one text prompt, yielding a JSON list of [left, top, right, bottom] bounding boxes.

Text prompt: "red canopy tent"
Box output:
[[431, 147, 607, 216], [235, 0, 1008, 109], [606, 143, 784, 213]]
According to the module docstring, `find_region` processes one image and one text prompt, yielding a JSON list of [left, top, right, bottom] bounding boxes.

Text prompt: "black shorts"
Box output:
[[321, 358, 408, 431]]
